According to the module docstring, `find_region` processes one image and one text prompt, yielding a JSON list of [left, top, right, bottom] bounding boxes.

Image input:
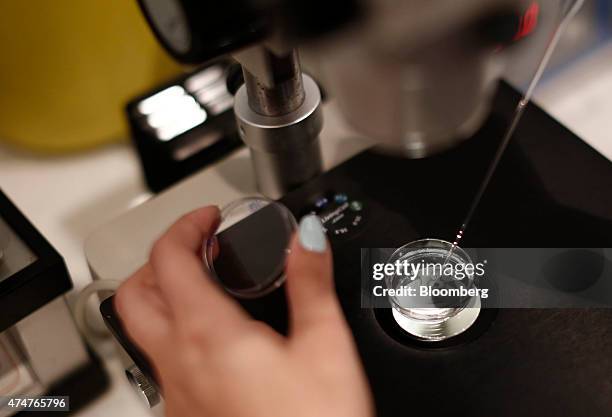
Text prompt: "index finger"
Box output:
[[149, 206, 247, 326]]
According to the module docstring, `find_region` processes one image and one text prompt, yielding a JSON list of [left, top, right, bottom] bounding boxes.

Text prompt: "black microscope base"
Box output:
[[268, 81, 612, 416]]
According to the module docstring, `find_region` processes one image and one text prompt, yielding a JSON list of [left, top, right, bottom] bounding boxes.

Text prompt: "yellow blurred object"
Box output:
[[0, 2, 182, 153]]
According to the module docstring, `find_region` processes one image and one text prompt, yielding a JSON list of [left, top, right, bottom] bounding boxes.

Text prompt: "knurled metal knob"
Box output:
[[126, 365, 160, 408]]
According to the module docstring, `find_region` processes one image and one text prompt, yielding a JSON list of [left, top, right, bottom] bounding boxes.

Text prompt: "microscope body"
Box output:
[[137, 0, 530, 197]]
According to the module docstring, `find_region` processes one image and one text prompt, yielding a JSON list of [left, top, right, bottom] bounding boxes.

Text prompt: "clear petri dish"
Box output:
[[203, 197, 297, 299], [385, 239, 481, 341]]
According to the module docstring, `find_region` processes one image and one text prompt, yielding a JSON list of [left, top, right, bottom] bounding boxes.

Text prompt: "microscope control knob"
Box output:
[[137, 0, 266, 64], [126, 365, 160, 408]]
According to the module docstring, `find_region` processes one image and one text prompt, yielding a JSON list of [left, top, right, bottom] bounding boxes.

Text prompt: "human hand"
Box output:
[[115, 206, 374, 417]]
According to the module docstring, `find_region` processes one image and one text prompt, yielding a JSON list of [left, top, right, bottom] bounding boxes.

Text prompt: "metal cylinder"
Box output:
[[242, 49, 306, 116], [234, 74, 323, 198]]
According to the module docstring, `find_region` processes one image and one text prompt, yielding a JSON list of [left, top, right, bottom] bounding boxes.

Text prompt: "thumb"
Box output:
[[285, 215, 344, 337]]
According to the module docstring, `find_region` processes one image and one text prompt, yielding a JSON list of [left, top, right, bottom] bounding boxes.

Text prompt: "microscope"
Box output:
[[91, 0, 612, 415]]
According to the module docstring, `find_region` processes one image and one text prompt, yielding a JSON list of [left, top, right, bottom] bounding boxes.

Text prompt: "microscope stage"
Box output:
[[275, 81, 612, 416]]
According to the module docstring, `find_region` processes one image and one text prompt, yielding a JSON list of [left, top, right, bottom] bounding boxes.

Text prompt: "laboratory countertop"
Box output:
[[1, 42, 612, 417]]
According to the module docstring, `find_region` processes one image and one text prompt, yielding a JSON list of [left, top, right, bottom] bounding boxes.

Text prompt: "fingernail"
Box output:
[[298, 215, 327, 253]]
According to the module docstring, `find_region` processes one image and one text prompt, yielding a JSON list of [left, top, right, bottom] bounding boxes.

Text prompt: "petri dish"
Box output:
[[385, 239, 481, 341], [203, 197, 297, 299]]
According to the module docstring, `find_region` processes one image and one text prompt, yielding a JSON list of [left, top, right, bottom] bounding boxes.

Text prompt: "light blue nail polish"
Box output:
[[298, 215, 327, 253]]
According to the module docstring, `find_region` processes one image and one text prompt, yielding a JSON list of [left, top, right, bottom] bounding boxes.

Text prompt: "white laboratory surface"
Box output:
[[1, 42, 612, 416]]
